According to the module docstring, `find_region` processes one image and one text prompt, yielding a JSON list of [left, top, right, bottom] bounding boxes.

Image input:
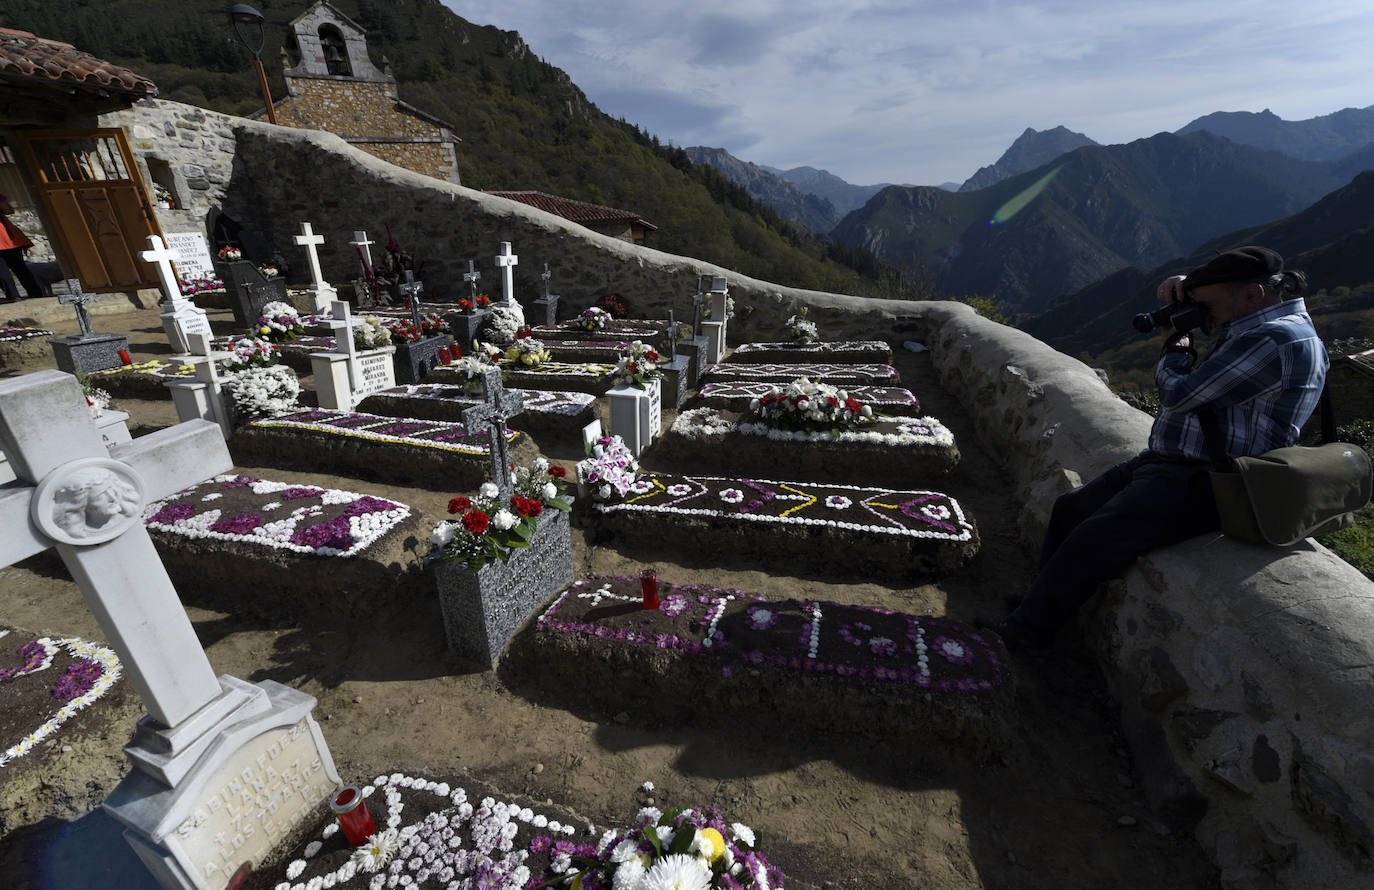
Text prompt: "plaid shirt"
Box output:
[[1149, 298, 1327, 461]]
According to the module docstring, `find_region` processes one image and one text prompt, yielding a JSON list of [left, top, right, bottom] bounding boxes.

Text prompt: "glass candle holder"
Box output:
[[639, 568, 660, 610], [438, 347, 452, 365], [330, 785, 376, 846], [118, 349, 133, 366]]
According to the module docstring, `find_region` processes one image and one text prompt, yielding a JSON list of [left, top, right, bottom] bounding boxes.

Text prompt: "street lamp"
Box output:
[[227, 4, 277, 125]]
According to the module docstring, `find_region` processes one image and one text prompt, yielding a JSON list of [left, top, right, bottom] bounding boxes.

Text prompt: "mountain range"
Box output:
[[958, 126, 1098, 191], [1176, 105, 1374, 162], [683, 147, 841, 232]]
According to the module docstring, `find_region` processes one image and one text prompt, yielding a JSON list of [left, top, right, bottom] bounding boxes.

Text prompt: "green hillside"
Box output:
[[7, 0, 910, 298]]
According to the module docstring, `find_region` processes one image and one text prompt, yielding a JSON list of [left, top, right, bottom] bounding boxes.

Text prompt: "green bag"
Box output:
[[1209, 442, 1372, 546]]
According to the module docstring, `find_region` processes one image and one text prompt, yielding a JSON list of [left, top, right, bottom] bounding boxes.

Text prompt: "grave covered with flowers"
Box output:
[[430, 356, 620, 396], [702, 362, 900, 386], [358, 384, 596, 443], [88, 357, 196, 397], [531, 317, 687, 354], [0, 325, 55, 366], [697, 380, 921, 415], [730, 339, 894, 364], [234, 408, 538, 489], [506, 575, 1013, 756], [593, 472, 979, 580]]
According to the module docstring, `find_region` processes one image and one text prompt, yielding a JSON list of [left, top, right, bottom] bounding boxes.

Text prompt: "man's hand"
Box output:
[[1157, 274, 1186, 305]]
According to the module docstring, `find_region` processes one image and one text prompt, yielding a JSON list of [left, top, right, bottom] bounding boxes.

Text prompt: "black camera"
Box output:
[[1133, 298, 1205, 334]]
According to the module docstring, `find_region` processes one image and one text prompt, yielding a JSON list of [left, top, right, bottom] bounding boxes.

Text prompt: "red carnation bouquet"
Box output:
[[429, 459, 571, 572]]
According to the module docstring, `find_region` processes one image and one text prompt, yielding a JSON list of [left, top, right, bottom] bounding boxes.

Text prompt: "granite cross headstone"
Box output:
[[462, 367, 524, 501], [496, 241, 518, 305], [534, 262, 560, 327], [401, 269, 424, 329], [59, 278, 97, 338], [463, 259, 481, 300]]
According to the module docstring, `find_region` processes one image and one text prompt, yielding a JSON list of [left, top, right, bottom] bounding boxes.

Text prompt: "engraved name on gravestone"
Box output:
[[357, 352, 394, 396], [164, 232, 216, 282]]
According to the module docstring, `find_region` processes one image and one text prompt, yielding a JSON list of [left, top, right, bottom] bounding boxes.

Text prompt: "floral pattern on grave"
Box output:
[[177, 276, 225, 296], [143, 474, 410, 557], [596, 473, 975, 543], [540, 577, 1005, 694], [429, 458, 571, 572], [746, 378, 873, 433], [674, 409, 956, 449], [0, 627, 123, 769], [0, 325, 54, 343], [374, 384, 595, 417], [731, 340, 893, 361], [89, 358, 197, 391], [699, 381, 920, 415], [243, 409, 524, 455], [703, 363, 899, 384]]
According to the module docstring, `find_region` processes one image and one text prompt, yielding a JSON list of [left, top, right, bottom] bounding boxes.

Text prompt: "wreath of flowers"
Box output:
[[256, 301, 304, 343], [458, 293, 491, 314], [578, 306, 612, 331], [504, 334, 551, 368], [612, 340, 664, 390], [353, 316, 393, 351], [783, 308, 818, 345], [577, 435, 641, 502], [484, 303, 526, 345], [1, 632, 122, 768], [429, 458, 571, 572], [222, 364, 301, 419], [747, 377, 872, 433]]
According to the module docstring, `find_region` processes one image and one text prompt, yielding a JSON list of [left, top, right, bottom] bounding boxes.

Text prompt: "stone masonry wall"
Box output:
[[357, 140, 455, 184], [277, 79, 432, 140]]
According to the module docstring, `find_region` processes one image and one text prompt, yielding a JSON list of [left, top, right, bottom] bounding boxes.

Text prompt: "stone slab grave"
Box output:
[[428, 356, 620, 396], [657, 308, 692, 409], [141, 234, 212, 356], [389, 271, 453, 384], [0, 323, 56, 367], [219, 259, 288, 328], [696, 381, 922, 416], [310, 301, 396, 410], [529, 317, 687, 354], [0, 623, 127, 772], [660, 406, 960, 484], [702, 362, 901, 386], [357, 383, 596, 444], [48, 278, 130, 375], [142, 472, 426, 622], [730, 340, 894, 364], [233, 408, 538, 489], [505, 575, 1015, 758], [534, 261, 560, 326], [292, 221, 337, 315], [0, 370, 340, 890], [431, 368, 575, 665], [593, 472, 979, 581], [447, 258, 493, 348]]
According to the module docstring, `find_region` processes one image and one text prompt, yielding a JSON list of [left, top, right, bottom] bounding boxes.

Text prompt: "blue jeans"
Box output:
[[1008, 451, 1220, 635]]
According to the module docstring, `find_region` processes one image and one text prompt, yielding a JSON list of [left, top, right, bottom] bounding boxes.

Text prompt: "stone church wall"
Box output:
[[83, 106, 1374, 887]]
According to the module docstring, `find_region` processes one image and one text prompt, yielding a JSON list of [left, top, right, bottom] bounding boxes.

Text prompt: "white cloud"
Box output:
[[446, 1, 1374, 185]]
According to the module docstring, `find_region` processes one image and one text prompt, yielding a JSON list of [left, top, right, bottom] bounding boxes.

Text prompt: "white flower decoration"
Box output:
[[666, 484, 692, 496], [720, 488, 744, 504], [825, 496, 851, 510]]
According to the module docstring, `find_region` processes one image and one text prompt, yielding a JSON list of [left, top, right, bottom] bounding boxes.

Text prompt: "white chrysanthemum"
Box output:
[[286, 859, 306, 879], [610, 839, 640, 863], [730, 823, 756, 847], [491, 508, 517, 531], [350, 828, 399, 873], [542, 482, 558, 500], [612, 857, 647, 890], [640, 853, 711, 890], [479, 482, 499, 499]]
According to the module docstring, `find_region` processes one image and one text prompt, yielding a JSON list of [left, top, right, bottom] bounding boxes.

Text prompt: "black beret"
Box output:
[[1183, 246, 1283, 291]]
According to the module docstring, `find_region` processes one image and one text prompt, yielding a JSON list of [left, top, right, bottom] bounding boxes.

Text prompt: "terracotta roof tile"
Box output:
[[0, 28, 157, 97], [487, 191, 656, 231]]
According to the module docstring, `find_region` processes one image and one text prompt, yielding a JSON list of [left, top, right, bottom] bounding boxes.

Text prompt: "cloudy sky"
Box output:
[[444, 1, 1374, 187]]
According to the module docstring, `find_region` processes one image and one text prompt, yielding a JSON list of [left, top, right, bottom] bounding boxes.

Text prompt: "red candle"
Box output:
[[330, 786, 376, 846], [118, 349, 133, 365], [438, 347, 451, 365], [639, 569, 659, 610]]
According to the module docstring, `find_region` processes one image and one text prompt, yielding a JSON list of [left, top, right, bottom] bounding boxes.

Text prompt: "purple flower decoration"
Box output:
[[744, 604, 780, 631], [933, 635, 975, 665], [346, 495, 397, 517], [148, 502, 196, 525], [281, 486, 324, 500], [290, 517, 354, 551], [659, 593, 692, 617], [52, 659, 103, 700], [210, 513, 264, 535]]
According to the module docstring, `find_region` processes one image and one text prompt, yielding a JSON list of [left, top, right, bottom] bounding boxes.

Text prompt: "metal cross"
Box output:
[[463, 260, 481, 300], [461, 367, 524, 501], [691, 280, 707, 334], [667, 308, 678, 356], [541, 263, 552, 299], [58, 278, 98, 338], [534, 262, 559, 327], [400, 269, 424, 330]]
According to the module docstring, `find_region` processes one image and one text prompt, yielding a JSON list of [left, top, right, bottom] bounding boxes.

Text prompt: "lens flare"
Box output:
[[987, 164, 1064, 225]]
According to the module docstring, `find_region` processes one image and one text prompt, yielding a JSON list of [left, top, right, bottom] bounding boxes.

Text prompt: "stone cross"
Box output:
[[495, 241, 518, 304], [349, 230, 375, 271], [400, 269, 424, 329], [668, 308, 678, 356], [534, 262, 560, 327], [58, 278, 97, 338], [293, 221, 329, 291], [463, 259, 481, 300], [326, 300, 359, 366], [461, 367, 524, 501], [691, 280, 706, 335], [0, 371, 231, 729], [140, 235, 184, 303]]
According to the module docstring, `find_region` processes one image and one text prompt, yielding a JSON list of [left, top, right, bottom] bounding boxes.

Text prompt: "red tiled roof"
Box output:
[[487, 191, 657, 231], [0, 28, 157, 97]]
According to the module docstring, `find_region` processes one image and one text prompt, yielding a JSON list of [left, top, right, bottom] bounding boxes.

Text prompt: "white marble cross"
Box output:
[[294, 222, 329, 291], [326, 300, 360, 366], [462, 367, 523, 501], [495, 242, 518, 304], [140, 235, 184, 303], [0, 371, 232, 728], [463, 259, 481, 300], [349, 230, 375, 271]]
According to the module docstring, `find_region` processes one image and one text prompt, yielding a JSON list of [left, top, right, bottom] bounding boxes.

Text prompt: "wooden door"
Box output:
[[9, 128, 163, 292]]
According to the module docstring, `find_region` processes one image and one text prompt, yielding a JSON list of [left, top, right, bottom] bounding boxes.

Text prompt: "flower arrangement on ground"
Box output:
[[613, 340, 664, 390], [257, 263, 279, 278], [256, 301, 303, 343], [446, 355, 496, 388], [748, 377, 872, 433], [459, 293, 491, 313], [579, 306, 612, 331], [429, 458, 572, 572], [577, 434, 640, 502], [595, 293, 629, 318], [217, 245, 241, 262], [484, 302, 526, 345], [546, 805, 782, 890], [222, 363, 301, 420], [353, 315, 393, 350], [179, 275, 224, 296], [505, 334, 550, 368], [385, 312, 446, 343], [222, 337, 280, 372], [784, 308, 818, 345]]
